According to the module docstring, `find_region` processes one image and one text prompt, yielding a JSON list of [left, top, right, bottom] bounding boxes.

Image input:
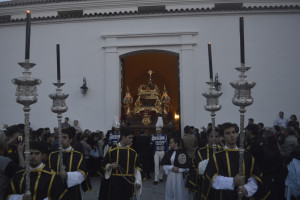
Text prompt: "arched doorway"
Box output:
[[120, 50, 181, 135]]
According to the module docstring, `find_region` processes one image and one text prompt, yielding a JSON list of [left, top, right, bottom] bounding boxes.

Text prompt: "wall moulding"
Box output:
[[101, 31, 198, 49]]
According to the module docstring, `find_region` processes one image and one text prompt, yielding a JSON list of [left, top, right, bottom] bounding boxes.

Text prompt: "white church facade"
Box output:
[[0, 0, 300, 133]]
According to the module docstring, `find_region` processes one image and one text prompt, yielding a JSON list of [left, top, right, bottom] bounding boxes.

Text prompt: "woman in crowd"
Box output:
[[161, 137, 190, 200], [80, 132, 92, 158], [73, 119, 83, 133]]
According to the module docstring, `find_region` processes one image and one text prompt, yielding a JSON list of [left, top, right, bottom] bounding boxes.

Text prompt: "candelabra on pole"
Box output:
[[202, 79, 222, 153], [12, 60, 41, 195], [49, 81, 68, 172], [230, 63, 255, 199]]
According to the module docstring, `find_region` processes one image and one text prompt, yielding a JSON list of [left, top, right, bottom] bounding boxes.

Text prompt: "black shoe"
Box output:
[[159, 179, 163, 182], [153, 181, 159, 185]]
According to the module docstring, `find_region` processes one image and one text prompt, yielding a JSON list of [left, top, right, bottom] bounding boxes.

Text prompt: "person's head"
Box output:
[[30, 141, 45, 168], [207, 123, 212, 129], [274, 125, 280, 132], [258, 123, 264, 130], [115, 126, 120, 133], [99, 131, 104, 140], [0, 131, 9, 154], [221, 122, 238, 148], [156, 127, 162, 134], [184, 126, 190, 134], [74, 120, 78, 126], [245, 123, 259, 139], [5, 125, 23, 146], [6, 125, 22, 139], [61, 128, 72, 149], [68, 126, 75, 136], [44, 127, 50, 134], [279, 111, 284, 119], [120, 127, 133, 146], [290, 114, 297, 121], [207, 128, 220, 146], [80, 133, 89, 142], [169, 137, 180, 149], [3, 124, 8, 129], [65, 117, 69, 123], [248, 118, 254, 124], [44, 133, 54, 144], [36, 128, 45, 139], [54, 127, 59, 133], [190, 126, 195, 134]]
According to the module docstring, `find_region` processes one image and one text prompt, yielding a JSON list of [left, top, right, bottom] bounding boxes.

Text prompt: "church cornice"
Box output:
[[0, 2, 300, 25], [1, 0, 300, 7]]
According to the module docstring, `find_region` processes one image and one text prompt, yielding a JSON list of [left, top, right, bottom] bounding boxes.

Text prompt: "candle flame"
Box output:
[[26, 10, 31, 14]]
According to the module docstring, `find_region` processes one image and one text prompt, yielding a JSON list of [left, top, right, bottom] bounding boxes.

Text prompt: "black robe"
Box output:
[[48, 148, 88, 200], [6, 164, 67, 200], [201, 149, 270, 200], [98, 143, 142, 200], [185, 145, 223, 199]]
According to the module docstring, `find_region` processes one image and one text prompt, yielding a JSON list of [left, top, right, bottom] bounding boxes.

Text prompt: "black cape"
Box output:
[[185, 145, 223, 198], [160, 148, 191, 169], [201, 149, 270, 200], [6, 164, 68, 200], [98, 143, 142, 200], [49, 148, 88, 200]]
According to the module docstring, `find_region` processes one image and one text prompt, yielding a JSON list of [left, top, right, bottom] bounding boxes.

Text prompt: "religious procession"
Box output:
[[1, 113, 300, 200], [1, 0, 300, 200]]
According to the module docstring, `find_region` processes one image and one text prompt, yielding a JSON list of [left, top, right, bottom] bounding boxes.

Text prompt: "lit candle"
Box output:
[[240, 16, 245, 64], [56, 44, 61, 81], [208, 42, 213, 80], [25, 10, 31, 60]]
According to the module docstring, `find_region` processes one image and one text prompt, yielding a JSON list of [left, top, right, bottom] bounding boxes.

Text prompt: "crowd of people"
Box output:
[[0, 111, 299, 200]]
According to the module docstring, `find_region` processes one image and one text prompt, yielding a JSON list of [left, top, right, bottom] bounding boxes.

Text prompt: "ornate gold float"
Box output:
[[123, 69, 171, 126]]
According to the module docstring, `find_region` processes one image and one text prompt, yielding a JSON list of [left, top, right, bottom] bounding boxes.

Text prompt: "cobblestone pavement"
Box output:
[[83, 175, 166, 200]]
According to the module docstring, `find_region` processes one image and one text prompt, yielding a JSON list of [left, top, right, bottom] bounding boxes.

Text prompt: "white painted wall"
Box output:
[[0, 10, 300, 133]]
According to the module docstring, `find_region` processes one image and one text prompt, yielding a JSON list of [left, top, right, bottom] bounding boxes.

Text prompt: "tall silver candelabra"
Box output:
[[202, 80, 222, 153], [230, 63, 255, 199], [12, 60, 41, 195], [49, 82, 68, 172]]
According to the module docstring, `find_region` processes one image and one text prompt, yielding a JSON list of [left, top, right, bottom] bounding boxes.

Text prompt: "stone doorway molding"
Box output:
[[101, 31, 198, 133]]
